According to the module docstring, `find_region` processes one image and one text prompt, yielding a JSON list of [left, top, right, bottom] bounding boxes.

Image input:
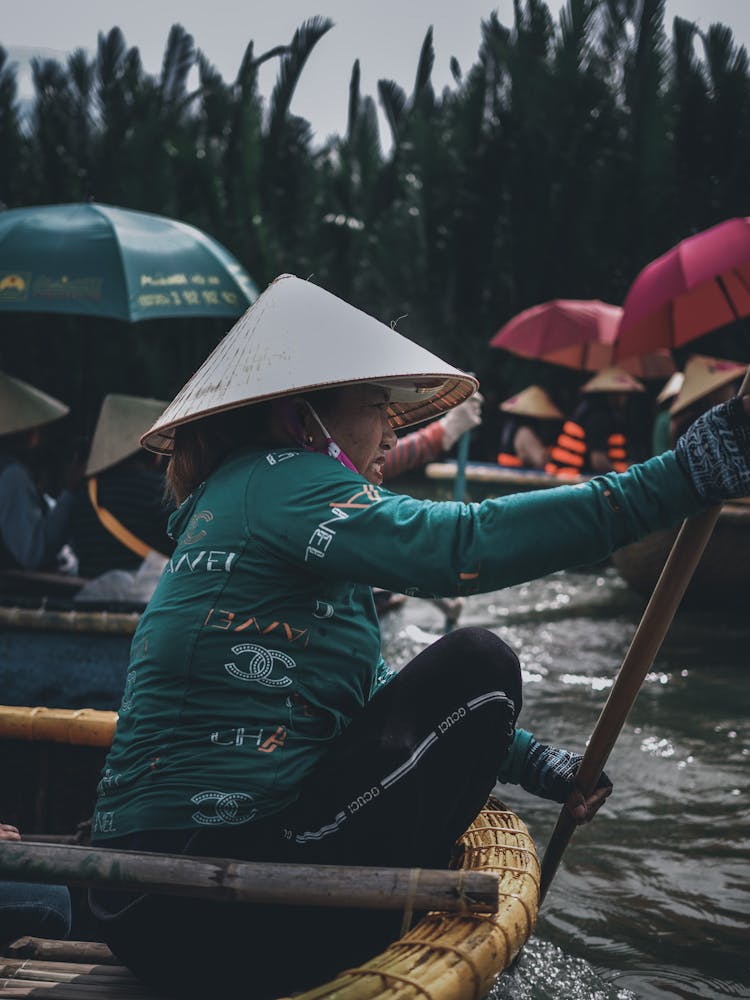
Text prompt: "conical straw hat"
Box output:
[[581, 366, 645, 394], [499, 385, 563, 420], [655, 371, 684, 406], [669, 355, 747, 416], [0, 371, 69, 437], [86, 394, 168, 475], [142, 274, 478, 453]]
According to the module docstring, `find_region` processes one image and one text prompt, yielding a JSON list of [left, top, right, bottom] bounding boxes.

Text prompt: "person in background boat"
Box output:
[[88, 275, 750, 998], [69, 394, 175, 595], [497, 385, 563, 469], [546, 366, 646, 478], [382, 391, 482, 479], [0, 372, 80, 573], [651, 371, 684, 455], [0, 821, 71, 947], [668, 355, 747, 446]]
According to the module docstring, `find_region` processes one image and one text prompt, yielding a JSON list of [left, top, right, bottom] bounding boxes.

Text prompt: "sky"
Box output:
[[4, 0, 750, 145]]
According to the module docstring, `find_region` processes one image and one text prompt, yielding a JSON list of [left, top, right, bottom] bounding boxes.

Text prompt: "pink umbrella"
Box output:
[[617, 216, 750, 358], [491, 299, 674, 376], [490, 299, 621, 365]]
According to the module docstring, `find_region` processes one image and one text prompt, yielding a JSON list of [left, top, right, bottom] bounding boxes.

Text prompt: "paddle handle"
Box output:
[[539, 505, 721, 900], [453, 431, 471, 501]]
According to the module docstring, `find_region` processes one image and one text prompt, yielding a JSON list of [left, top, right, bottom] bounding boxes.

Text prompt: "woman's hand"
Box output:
[[564, 777, 613, 824], [440, 393, 483, 450], [0, 822, 21, 841], [518, 737, 613, 820]]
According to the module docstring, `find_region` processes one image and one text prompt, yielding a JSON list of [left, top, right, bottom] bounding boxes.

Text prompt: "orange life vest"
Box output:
[[607, 432, 629, 473], [545, 421, 587, 477], [496, 452, 523, 468]]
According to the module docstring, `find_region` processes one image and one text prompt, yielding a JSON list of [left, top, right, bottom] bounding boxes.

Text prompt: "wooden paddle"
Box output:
[[540, 372, 750, 902], [453, 430, 471, 501]]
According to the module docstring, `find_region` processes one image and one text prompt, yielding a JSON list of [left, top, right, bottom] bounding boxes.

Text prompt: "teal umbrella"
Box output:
[[0, 203, 258, 322]]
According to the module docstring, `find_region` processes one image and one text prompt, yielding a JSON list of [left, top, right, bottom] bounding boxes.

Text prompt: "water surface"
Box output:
[[381, 569, 750, 1000]]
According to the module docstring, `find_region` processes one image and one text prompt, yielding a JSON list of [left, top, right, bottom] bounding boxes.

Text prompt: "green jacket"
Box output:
[[93, 446, 702, 838]]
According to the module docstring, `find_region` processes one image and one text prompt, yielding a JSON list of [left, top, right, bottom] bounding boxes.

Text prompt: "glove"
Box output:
[[519, 736, 611, 805], [675, 396, 750, 503], [440, 393, 483, 450]]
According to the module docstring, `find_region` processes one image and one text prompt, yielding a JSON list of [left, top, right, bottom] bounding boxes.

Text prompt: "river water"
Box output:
[[380, 568, 750, 1000]]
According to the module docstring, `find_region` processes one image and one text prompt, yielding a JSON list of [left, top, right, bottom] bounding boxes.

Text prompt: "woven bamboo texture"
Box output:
[[0, 706, 117, 746], [0, 803, 539, 1000], [285, 802, 539, 1000]]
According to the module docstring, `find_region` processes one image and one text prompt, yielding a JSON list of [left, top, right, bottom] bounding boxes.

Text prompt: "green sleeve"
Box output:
[[496, 728, 535, 784], [253, 451, 705, 598]]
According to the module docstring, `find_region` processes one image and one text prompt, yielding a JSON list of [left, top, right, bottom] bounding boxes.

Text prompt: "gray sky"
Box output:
[[4, 1, 750, 144]]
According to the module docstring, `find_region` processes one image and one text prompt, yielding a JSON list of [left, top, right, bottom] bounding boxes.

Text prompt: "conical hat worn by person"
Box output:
[[86, 394, 168, 475], [669, 355, 747, 416], [499, 385, 563, 420], [142, 274, 478, 453], [581, 366, 645, 394], [655, 371, 684, 407], [0, 371, 69, 437]]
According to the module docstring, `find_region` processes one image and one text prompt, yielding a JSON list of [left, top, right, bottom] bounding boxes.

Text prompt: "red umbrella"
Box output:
[[617, 216, 750, 358], [491, 299, 675, 377]]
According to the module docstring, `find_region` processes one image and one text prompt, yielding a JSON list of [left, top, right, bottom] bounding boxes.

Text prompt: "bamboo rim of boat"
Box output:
[[0, 604, 141, 634], [285, 800, 539, 1000], [0, 704, 118, 746]]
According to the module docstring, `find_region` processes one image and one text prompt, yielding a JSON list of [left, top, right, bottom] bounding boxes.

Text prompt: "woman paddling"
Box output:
[[89, 274, 750, 997]]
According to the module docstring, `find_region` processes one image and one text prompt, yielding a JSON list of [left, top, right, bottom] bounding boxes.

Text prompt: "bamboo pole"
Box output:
[[0, 842, 499, 913], [0, 706, 117, 746], [540, 372, 750, 902], [1, 939, 118, 966], [0, 605, 140, 635]]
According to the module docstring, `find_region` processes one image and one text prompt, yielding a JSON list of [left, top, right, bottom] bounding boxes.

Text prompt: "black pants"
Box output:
[[90, 627, 521, 997]]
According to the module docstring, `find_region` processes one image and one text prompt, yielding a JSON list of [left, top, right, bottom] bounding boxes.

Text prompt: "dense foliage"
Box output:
[[1, 0, 749, 437]]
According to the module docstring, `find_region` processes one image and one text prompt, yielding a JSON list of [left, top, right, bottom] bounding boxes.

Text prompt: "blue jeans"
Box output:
[[0, 882, 71, 947]]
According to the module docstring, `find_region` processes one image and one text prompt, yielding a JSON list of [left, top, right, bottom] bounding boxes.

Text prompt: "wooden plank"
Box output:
[[0, 842, 499, 913]]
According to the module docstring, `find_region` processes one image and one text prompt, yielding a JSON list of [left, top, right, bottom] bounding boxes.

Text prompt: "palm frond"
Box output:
[[160, 24, 195, 103], [347, 59, 361, 143], [267, 16, 334, 145], [413, 26, 435, 101], [378, 79, 407, 144]]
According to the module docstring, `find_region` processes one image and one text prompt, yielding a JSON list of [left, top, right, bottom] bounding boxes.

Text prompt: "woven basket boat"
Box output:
[[424, 460, 588, 499], [0, 799, 539, 1000], [611, 499, 750, 606]]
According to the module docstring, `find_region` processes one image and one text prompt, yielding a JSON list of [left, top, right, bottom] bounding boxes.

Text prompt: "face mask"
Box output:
[[305, 403, 359, 473]]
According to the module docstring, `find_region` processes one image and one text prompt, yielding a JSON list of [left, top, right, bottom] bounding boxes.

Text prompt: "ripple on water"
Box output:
[[606, 965, 750, 1000]]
